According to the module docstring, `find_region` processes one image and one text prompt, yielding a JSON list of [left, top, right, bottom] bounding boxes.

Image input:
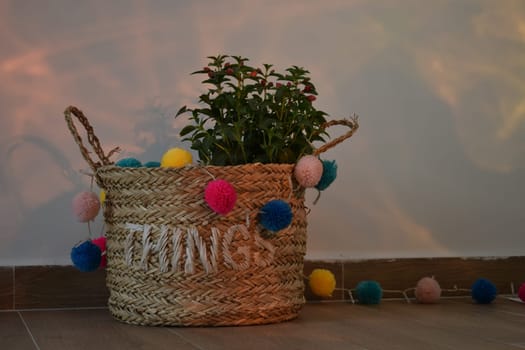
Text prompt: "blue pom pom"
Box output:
[[259, 200, 293, 232], [115, 158, 142, 167], [71, 241, 101, 272], [315, 160, 338, 191], [355, 280, 383, 305], [472, 278, 497, 304], [144, 161, 161, 168]]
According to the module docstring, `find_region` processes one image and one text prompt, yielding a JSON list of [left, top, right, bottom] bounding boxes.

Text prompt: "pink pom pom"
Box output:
[[204, 179, 237, 215], [294, 155, 323, 187], [91, 236, 107, 268], [415, 277, 442, 304], [72, 191, 100, 222], [518, 282, 525, 302]]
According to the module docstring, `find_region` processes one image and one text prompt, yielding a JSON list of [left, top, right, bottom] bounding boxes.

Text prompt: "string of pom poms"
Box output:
[[306, 269, 523, 304], [70, 170, 107, 272]]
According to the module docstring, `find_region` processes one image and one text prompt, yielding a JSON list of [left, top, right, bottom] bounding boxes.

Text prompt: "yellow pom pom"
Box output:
[[99, 190, 106, 205], [309, 268, 336, 297], [161, 148, 193, 168]]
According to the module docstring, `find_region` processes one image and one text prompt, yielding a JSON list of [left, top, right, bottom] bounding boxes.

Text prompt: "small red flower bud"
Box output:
[[224, 62, 230, 67], [261, 79, 267, 86], [307, 95, 316, 102], [208, 71, 215, 78], [267, 82, 273, 88], [250, 71, 258, 78], [276, 82, 283, 88], [287, 82, 292, 87], [203, 67, 211, 72], [303, 85, 312, 92], [226, 68, 234, 75]]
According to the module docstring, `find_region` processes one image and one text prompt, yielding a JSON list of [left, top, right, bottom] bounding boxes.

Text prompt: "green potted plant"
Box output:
[[63, 54, 358, 327], [176, 54, 349, 165]]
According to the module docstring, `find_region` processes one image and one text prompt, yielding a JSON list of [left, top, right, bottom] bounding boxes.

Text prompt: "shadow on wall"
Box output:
[[307, 47, 525, 258], [0, 101, 187, 265], [1, 134, 98, 265]]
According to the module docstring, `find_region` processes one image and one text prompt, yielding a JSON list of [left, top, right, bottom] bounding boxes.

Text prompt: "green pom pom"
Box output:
[[144, 161, 161, 168], [355, 280, 383, 305], [115, 158, 142, 167], [315, 160, 337, 191]]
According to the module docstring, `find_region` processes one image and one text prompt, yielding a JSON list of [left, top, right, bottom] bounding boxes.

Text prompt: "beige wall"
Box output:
[[0, 0, 523, 265]]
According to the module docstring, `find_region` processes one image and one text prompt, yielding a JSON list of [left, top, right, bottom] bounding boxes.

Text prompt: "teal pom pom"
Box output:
[[315, 160, 338, 191], [115, 158, 142, 167], [355, 280, 383, 305], [472, 278, 497, 304], [259, 199, 293, 232], [71, 241, 101, 272], [144, 161, 161, 168]]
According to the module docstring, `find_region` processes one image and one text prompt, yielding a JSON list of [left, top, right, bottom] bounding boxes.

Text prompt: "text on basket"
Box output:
[[125, 223, 275, 275]]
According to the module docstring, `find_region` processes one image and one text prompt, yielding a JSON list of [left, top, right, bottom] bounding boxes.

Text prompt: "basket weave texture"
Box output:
[[100, 164, 306, 326], [64, 106, 357, 326]]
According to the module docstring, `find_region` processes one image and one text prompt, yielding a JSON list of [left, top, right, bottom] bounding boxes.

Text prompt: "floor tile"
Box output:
[[20, 308, 198, 350], [0, 312, 36, 350]]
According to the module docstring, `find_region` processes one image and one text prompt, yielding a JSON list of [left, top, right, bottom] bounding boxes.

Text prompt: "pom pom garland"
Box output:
[[309, 269, 336, 297], [415, 277, 442, 304], [115, 157, 142, 167], [518, 283, 525, 302], [204, 179, 237, 215], [315, 159, 338, 191], [71, 240, 102, 272], [294, 155, 323, 188], [161, 148, 192, 168], [144, 161, 161, 168], [472, 278, 497, 304], [72, 191, 100, 222], [355, 280, 383, 305], [91, 236, 107, 268], [258, 199, 293, 232]]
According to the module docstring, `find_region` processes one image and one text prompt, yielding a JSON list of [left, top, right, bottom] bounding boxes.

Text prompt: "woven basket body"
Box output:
[[97, 163, 306, 326], [64, 106, 358, 327]]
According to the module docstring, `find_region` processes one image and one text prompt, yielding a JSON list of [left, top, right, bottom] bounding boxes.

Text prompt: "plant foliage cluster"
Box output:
[[176, 55, 331, 165]]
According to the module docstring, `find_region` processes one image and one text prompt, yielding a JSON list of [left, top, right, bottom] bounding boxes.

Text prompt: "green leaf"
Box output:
[[179, 125, 196, 136], [175, 105, 187, 117]]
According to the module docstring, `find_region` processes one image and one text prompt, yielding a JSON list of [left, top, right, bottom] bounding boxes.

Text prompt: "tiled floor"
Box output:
[[1, 299, 525, 350]]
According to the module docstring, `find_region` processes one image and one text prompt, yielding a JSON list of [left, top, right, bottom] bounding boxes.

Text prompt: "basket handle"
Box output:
[[64, 106, 120, 172], [313, 114, 359, 156]]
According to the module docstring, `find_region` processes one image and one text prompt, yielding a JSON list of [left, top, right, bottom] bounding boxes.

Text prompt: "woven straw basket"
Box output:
[[64, 106, 358, 326]]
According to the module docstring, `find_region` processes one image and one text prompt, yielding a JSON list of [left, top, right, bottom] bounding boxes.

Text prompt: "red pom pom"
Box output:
[[518, 282, 525, 302], [72, 191, 100, 222], [91, 236, 107, 268], [204, 179, 237, 215]]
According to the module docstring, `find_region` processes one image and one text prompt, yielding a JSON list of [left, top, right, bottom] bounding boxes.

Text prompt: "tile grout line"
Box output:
[[12, 266, 15, 309], [17, 311, 41, 350], [341, 261, 345, 300], [0, 306, 109, 313], [165, 328, 207, 350]]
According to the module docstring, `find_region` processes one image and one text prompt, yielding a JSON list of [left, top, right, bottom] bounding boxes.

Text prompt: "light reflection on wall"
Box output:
[[0, 0, 523, 264]]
